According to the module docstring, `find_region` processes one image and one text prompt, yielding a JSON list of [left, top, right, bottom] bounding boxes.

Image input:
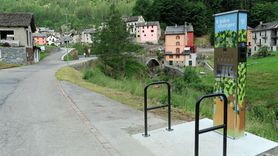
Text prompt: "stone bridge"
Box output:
[[135, 54, 160, 68]]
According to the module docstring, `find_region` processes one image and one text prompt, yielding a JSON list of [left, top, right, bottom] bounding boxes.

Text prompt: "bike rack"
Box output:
[[143, 81, 173, 137], [194, 93, 228, 156]]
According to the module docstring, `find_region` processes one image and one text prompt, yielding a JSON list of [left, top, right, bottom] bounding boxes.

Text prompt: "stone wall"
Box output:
[[164, 64, 184, 76], [0, 47, 27, 64]]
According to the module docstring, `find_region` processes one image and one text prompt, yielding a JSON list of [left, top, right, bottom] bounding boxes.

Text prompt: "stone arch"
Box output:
[[146, 58, 160, 68]]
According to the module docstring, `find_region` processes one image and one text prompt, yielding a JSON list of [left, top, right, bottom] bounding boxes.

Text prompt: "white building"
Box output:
[[126, 16, 145, 36], [252, 21, 278, 55], [46, 35, 60, 46], [81, 28, 96, 44]]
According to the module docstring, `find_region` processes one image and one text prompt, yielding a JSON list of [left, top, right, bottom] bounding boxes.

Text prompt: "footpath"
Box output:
[[59, 80, 167, 156]]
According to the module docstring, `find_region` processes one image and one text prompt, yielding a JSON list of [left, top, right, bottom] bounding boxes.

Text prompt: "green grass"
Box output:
[[82, 66, 213, 118], [246, 52, 278, 141], [63, 54, 74, 61], [39, 52, 48, 61], [56, 67, 194, 121]]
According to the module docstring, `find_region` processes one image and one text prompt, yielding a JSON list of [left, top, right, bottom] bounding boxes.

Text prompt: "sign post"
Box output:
[[213, 10, 247, 139]]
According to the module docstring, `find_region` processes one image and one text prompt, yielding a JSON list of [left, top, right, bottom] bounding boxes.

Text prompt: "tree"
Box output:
[[93, 4, 145, 78], [249, 2, 278, 28], [184, 2, 209, 36], [132, 0, 151, 19], [93, 4, 130, 78]]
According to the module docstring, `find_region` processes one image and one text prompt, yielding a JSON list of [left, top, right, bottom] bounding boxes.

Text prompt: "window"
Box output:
[[169, 55, 173, 58], [147, 26, 149, 29], [26, 31, 29, 46], [176, 42, 180, 46], [152, 26, 153, 28], [176, 55, 180, 58], [176, 35, 180, 39], [137, 35, 140, 37], [254, 46, 256, 51], [189, 55, 192, 59], [189, 61, 192, 66], [142, 30, 144, 33], [144, 34, 146, 36], [176, 48, 180, 53], [0, 30, 14, 40], [151, 30, 154, 32]]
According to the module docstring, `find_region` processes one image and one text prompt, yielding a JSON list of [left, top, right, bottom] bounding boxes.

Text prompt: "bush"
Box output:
[[183, 67, 200, 83], [255, 45, 271, 57], [72, 43, 90, 55], [64, 49, 79, 61]]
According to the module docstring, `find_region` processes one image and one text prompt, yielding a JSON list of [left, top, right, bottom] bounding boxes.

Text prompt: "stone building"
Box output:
[[0, 13, 38, 64]]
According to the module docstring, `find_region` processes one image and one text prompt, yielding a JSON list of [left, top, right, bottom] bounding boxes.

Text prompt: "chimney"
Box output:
[[175, 24, 177, 27], [260, 21, 263, 25]]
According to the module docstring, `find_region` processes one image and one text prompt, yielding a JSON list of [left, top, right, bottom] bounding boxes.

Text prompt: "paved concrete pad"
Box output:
[[133, 118, 278, 156]]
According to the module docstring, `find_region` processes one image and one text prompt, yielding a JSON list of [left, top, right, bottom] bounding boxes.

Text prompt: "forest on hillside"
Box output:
[[0, 0, 136, 30], [0, 0, 277, 35]]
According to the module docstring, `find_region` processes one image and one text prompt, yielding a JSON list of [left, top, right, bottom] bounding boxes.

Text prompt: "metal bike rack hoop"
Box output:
[[194, 93, 228, 156], [143, 81, 173, 137]]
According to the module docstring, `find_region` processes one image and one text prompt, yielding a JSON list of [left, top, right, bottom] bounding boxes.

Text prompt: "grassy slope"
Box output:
[[56, 54, 278, 141], [245, 53, 278, 141], [56, 67, 194, 121]]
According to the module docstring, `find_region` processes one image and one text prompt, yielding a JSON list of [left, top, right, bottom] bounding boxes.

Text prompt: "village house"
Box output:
[[33, 33, 47, 45], [38, 27, 55, 35], [81, 28, 96, 44], [46, 35, 60, 46], [251, 21, 278, 55], [0, 13, 40, 64], [164, 22, 196, 67], [126, 16, 145, 36], [136, 21, 161, 44], [72, 34, 81, 44]]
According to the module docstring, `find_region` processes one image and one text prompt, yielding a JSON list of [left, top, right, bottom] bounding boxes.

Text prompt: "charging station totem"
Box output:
[[213, 10, 247, 138]]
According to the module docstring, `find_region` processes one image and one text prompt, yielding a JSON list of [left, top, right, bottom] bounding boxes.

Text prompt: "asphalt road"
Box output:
[[0, 49, 111, 156], [0, 49, 167, 156]]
